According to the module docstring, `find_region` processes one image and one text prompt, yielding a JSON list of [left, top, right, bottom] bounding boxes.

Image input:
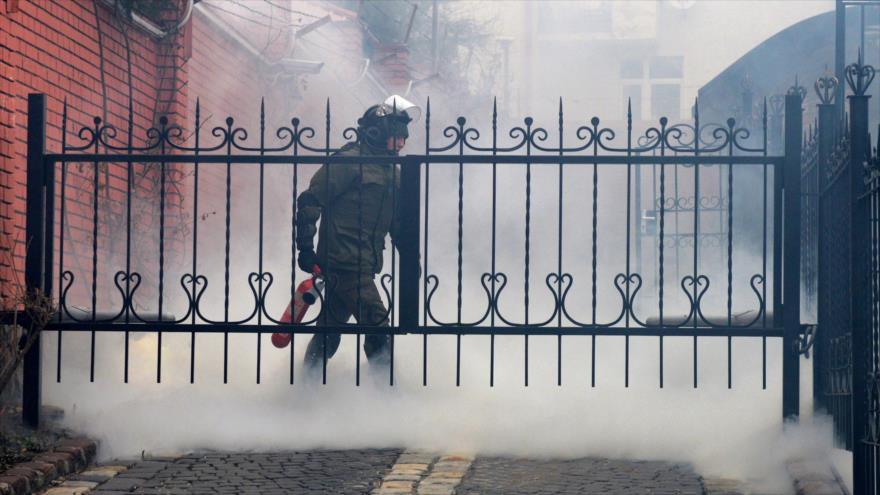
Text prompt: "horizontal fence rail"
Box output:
[[18, 92, 805, 426]]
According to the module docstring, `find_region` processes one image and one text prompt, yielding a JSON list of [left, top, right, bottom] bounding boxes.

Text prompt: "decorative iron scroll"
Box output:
[[44, 90, 791, 392], [54, 96, 774, 333]]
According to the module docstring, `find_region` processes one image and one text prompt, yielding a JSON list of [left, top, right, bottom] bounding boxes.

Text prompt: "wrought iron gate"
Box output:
[[802, 59, 880, 495], [17, 91, 804, 431]]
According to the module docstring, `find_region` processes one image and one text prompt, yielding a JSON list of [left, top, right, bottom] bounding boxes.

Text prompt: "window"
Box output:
[[620, 59, 643, 79], [649, 56, 683, 79], [623, 85, 642, 120], [651, 84, 680, 120]]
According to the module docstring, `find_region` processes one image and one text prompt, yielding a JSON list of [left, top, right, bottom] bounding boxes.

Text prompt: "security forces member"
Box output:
[[296, 95, 420, 373]]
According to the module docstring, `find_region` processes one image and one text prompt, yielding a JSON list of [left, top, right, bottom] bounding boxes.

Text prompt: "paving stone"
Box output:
[[417, 488, 456, 495], [390, 468, 427, 476], [424, 471, 466, 479], [43, 487, 92, 495], [92, 465, 129, 475], [379, 480, 416, 489], [421, 478, 460, 487], [458, 456, 704, 495], [0, 476, 27, 494], [393, 463, 430, 472], [385, 473, 424, 482], [396, 453, 438, 465], [61, 480, 100, 488], [99, 476, 147, 491]]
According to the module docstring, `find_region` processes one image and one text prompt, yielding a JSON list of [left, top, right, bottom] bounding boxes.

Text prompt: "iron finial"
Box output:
[[844, 55, 876, 97], [787, 75, 806, 102], [815, 74, 839, 105], [558, 97, 563, 126]]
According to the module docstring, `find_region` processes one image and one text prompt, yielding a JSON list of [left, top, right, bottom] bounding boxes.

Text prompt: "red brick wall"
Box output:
[[1, 0, 164, 307], [0, 0, 298, 309]]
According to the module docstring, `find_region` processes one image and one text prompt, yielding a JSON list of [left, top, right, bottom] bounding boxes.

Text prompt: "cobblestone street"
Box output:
[[81, 450, 401, 495], [456, 457, 704, 495], [41, 450, 758, 495]]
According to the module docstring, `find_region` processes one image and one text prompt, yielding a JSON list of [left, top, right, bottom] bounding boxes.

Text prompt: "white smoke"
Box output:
[[42, 2, 841, 494]]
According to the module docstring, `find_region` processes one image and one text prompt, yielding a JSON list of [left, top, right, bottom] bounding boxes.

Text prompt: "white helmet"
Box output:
[[378, 94, 421, 124]]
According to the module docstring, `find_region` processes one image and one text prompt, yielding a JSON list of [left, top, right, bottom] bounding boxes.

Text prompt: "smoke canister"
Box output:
[[271, 276, 324, 349]]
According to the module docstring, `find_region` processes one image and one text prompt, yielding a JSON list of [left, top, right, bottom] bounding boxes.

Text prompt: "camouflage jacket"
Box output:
[[296, 142, 400, 274]]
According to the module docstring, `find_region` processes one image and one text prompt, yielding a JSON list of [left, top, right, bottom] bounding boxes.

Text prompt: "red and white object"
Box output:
[[272, 269, 324, 349]]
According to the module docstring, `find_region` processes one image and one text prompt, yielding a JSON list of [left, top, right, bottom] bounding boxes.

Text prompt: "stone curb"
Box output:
[[786, 460, 849, 495], [0, 438, 97, 495], [372, 452, 474, 495], [41, 463, 132, 495]]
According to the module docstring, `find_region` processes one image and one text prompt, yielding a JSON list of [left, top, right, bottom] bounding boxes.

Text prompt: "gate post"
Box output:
[[814, 76, 839, 414], [398, 157, 421, 329], [845, 60, 872, 495], [23, 94, 47, 428], [783, 85, 804, 420]]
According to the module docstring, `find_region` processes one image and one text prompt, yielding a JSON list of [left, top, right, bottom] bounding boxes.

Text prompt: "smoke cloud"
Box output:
[[43, 2, 842, 494]]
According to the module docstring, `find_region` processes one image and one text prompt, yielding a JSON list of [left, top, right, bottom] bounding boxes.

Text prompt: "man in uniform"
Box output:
[[295, 95, 420, 376]]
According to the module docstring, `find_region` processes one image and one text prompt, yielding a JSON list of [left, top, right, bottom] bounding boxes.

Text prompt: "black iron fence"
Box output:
[[18, 91, 804, 432], [802, 59, 880, 495]]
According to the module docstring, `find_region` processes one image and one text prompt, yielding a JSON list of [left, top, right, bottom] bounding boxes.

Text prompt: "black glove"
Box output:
[[298, 249, 320, 274]]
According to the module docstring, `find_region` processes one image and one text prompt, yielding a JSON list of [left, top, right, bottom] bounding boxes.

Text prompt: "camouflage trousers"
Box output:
[[304, 270, 391, 370]]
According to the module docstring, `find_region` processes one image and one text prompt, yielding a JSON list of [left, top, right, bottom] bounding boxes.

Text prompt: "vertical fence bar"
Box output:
[[524, 117, 533, 387], [23, 93, 47, 428], [57, 97, 67, 383], [727, 119, 735, 389], [815, 86, 837, 412], [783, 89, 804, 420], [694, 101, 701, 390], [188, 100, 201, 385], [490, 99, 497, 387], [456, 118, 465, 387], [222, 118, 233, 384], [89, 116, 99, 382], [557, 99, 564, 387], [289, 117, 299, 385], [762, 98, 769, 390], [848, 72, 871, 495], [123, 99, 133, 383], [422, 100, 430, 387], [257, 100, 265, 385]]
